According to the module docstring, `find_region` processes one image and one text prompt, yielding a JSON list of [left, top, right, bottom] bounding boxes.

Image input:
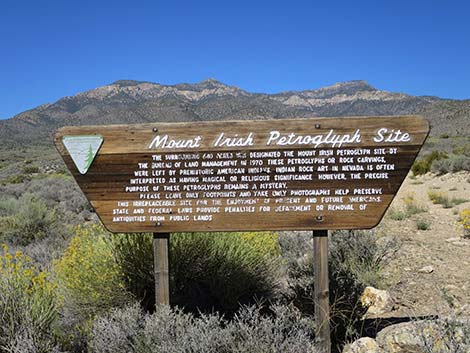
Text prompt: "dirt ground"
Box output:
[[377, 171, 470, 318]]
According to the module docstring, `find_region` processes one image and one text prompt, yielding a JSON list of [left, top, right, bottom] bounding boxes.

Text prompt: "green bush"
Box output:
[[428, 190, 451, 207], [403, 192, 428, 216], [53, 224, 132, 325], [0, 196, 17, 217], [431, 154, 470, 175], [388, 207, 406, 220], [22, 176, 92, 230], [111, 233, 155, 311], [1, 194, 58, 246], [0, 176, 92, 247], [388, 192, 428, 220], [0, 244, 59, 352], [113, 231, 281, 314], [329, 231, 398, 291], [452, 142, 470, 156], [88, 303, 316, 353], [428, 190, 468, 208], [416, 218, 431, 230], [23, 165, 40, 174], [4, 173, 28, 184], [283, 230, 399, 347], [412, 151, 448, 176]]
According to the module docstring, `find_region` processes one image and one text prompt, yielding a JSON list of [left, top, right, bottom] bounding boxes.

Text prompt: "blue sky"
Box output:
[[0, 0, 469, 119]]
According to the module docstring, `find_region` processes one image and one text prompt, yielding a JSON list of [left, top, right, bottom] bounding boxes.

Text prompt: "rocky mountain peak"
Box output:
[[0, 79, 467, 147], [47, 79, 247, 115], [328, 80, 375, 91], [305, 80, 377, 97], [174, 78, 241, 92], [198, 78, 225, 88], [111, 80, 150, 87]]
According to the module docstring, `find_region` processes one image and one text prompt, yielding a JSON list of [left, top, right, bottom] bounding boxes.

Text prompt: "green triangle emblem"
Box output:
[[62, 135, 103, 174]]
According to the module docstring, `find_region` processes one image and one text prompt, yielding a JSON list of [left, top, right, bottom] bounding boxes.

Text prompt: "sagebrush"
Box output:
[[89, 302, 316, 353], [114, 231, 281, 314]]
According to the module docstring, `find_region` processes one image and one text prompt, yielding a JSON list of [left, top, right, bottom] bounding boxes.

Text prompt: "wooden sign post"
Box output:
[[314, 230, 330, 353], [153, 233, 170, 305], [55, 116, 429, 352]]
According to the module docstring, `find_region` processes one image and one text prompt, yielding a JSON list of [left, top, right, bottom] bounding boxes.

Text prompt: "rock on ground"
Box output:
[[345, 319, 470, 353], [343, 337, 380, 353], [375, 322, 425, 353], [360, 286, 393, 317]]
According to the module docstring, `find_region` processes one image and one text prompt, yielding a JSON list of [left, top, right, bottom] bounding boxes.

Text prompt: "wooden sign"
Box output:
[[54, 116, 429, 233]]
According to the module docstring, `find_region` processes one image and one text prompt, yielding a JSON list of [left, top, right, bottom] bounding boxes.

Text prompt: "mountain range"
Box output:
[[1, 79, 468, 146]]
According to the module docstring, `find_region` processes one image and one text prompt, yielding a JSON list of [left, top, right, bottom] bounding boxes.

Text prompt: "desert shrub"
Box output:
[[388, 207, 406, 220], [452, 142, 470, 156], [0, 195, 66, 267], [24, 176, 91, 228], [412, 151, 447, 176], [1, 194, 58, 246], [411, 159, 430, 176], [23, 165, 40, 174], [452, 198, 468, 206], [431, 154, 470, 174], [328, 231, 398, 343], [403, 192, 428, 216], [0, 244, 59, 352], [223, 304, 315, 352], [170, 231, 281, 314], [416, 218, 431, 230], [387, 193, 427, 221], [331, 231, 399, 288], [449, 155, 470, 172], [53, 224, 132, 325], [89, 303, 316, 353], [0, 176, 90, 236], [20, 235, 70, 269], [428, 190, 451, 207], [4, 173, 28, 184], [0, 196, 17, 217], [0, 193, 73, 267], [428, 190, 468, 208], [458, 209, 470, 239], [411, 159, 429, 176], [87, 303, 143, 353], [0, 181, 28, 198], [111, 234, 155, 311], [113, 231, 281, 314], [26, 176, 87, 210], [283, 230, 399, 347]]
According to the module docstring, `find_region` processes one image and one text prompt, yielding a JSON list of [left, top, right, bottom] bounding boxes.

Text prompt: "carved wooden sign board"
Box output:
[[54, 116, 429, 233]]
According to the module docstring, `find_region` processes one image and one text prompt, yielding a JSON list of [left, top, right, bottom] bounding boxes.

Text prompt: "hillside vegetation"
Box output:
[[0, 80, 469, 352], [1, 79, 468, 147]]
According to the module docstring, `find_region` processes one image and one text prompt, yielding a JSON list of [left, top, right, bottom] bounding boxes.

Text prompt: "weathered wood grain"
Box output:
[[54, 116, 429, 233], [153, 233, 170, 306], [314, 231, 331, 353]]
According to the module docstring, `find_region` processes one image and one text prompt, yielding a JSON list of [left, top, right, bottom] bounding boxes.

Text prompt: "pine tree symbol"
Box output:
[[84, 144, 94, 171]]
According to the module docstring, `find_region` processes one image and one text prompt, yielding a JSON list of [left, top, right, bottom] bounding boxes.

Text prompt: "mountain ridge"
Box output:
[[1, 79, 468, 145]]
